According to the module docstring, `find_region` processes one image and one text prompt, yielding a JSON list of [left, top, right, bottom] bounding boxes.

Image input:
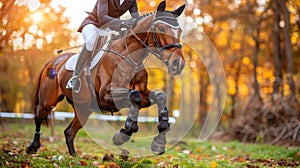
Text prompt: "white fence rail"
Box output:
[[0, 112, 176, 123]]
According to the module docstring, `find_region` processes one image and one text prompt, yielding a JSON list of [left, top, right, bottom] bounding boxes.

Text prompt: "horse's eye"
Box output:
[[158, 26, 165, 32]]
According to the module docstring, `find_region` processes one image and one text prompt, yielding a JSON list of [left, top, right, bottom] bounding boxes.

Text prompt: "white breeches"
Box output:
[[82, 24, 118, 51], [82, 24, 99, 51]]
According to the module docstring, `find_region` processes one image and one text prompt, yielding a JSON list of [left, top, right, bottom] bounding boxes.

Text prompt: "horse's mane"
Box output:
[[111, 10, 179, 41], [112, 12, 155, 40], [136, 12, 155, 22]]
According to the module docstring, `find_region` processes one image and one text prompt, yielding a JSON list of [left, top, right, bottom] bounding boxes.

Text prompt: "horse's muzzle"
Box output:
[[168, 57, 185, 76]]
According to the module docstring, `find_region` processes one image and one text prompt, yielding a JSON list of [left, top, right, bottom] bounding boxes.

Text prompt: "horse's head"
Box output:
[[153, 1, 185, 75], [132, 1, 185, 75]]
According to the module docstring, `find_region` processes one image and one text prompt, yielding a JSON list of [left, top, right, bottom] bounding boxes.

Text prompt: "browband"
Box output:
[[154, 20, 180, 29]]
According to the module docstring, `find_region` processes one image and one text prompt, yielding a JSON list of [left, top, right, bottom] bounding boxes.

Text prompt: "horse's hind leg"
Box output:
[[26, 75, 63, 154], [64, 105, 91, 156], [149, 91, 170, 155], [26, 104, 54, 154], [112, 90, 141, 146]]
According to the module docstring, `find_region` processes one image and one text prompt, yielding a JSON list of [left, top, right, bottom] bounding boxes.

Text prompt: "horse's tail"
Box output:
[[31, 60, 52, 126]]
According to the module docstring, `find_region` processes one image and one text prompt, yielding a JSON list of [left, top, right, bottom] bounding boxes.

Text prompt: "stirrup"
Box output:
[[66, 76, 81, 93]]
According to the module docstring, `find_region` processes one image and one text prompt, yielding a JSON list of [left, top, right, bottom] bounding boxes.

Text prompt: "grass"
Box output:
[[0, 119, 299, 167]]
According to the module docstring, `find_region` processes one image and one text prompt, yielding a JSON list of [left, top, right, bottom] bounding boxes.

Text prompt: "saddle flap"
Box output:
[[65, 36, 110, 71]]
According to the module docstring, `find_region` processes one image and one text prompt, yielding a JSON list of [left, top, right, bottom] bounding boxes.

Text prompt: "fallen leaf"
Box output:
[[39, 146, 46, 152], [107, 162, 120, 168], [195, 155, 202, 160], [52, 155, 63, 161], [213, 154, 225, 160], [230, 155, 248, 163], [211, 161, 217, 168], [222, 147, 228, 151], [98, 165, 105, 168], [182, 149, 191, 154], [12, 141, 19, 145], [195, 147, 202, 153], [246, 165, 259, 168], [80, 160, 87, 166], [202, 153, 209, 158], [5, 161, 10, 166], [21, 160, 30, 168], [53, 163, 59, 168], [238, 157, 246, 163], [211, 146, 217, 151], [31, 154, 39, 157], [157, 162, 166, 167], [102, 153, 115, 162], [93, 161, 99, 166], [80, 153, 90, 159], [173, 164, 179, 168]]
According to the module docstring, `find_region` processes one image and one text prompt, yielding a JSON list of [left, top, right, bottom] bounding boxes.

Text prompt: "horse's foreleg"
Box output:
[[149, 91, 169, 155], [64, 105, 91, 156], [26, 105, 53, 154], [112, 90, 141, 146]]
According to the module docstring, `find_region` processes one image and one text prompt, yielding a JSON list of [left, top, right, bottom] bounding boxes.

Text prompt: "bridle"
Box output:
[[127, 13, 182, 67], [151, 21, 182, 66], [152, 16, 182, 50]]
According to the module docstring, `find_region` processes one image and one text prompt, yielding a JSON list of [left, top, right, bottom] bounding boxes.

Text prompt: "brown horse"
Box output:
[[26, 1, 185, 156]]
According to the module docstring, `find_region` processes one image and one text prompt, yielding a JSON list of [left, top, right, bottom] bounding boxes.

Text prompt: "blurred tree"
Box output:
[[279, 0, 296, 98], [137, 0, 185, 12], [181, 0, 299, 132], [272, 0, 282, 99], [0, 0, 74, 112]]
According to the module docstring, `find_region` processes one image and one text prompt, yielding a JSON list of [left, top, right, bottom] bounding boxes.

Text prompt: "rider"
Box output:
[[67, 0, 140, 93]]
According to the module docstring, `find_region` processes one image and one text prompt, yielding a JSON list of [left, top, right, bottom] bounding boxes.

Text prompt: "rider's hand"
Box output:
[[120, 18, 137, 29]]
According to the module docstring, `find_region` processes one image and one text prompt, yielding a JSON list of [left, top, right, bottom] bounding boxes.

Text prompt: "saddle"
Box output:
[[65, 30, 119, 71]]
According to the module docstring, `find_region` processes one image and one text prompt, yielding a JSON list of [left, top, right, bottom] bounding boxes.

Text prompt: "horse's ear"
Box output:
[[172, 4, 185, 17], [157, 1, 166, 12]]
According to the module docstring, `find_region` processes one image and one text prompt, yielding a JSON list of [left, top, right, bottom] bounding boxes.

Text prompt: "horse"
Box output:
[[26, 1, 185, 156]]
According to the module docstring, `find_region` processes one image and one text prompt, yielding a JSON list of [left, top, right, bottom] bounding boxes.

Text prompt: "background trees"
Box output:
[[176, 0, 299, 143], [0, 0, 75, 112]]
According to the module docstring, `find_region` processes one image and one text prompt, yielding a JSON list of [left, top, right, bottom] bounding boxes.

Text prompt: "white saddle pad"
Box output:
[[65, 41, 110, 71]]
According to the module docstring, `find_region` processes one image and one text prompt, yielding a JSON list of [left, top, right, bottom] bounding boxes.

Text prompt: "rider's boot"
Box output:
[[66, 44, 92, 93]]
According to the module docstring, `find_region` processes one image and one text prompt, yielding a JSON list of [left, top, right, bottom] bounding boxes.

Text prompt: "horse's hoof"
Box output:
[[26, 145, 38, 154], [151, 140, 165, 155], [26, 141, 41, 154], [69, 152, 76, 157], [112, 129, 131, 146], [151, 135, 166, 155]]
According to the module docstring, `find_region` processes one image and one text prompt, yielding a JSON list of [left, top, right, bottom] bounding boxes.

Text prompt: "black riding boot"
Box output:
[[66, 44, 92, 93]]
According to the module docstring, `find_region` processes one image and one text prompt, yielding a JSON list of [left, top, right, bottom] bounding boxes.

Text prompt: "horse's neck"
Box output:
[[110, 14, 154, 64]]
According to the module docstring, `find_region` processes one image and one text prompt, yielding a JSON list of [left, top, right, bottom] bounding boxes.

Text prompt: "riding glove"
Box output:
[[120, 18, 137, 29]]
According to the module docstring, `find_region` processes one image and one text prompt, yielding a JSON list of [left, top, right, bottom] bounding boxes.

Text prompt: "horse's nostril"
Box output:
[[172, 59, 179, 70]]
